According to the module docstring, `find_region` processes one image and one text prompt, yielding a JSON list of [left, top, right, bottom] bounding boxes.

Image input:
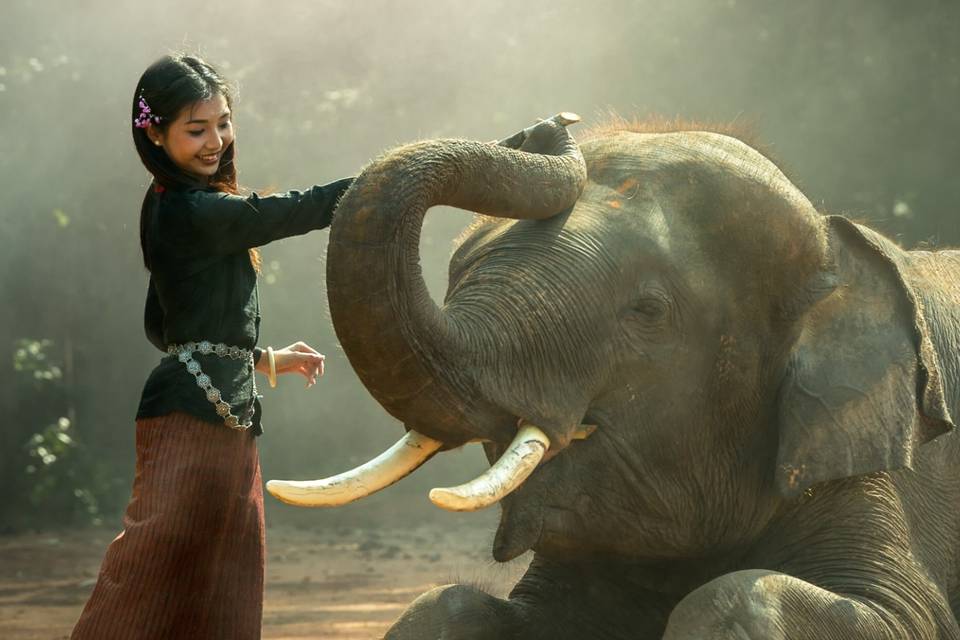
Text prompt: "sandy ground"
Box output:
[[0, 519, 531, 639]]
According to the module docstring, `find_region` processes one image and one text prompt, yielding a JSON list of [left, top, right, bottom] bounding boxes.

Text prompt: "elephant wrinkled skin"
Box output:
[[321, 119, 960, 639]]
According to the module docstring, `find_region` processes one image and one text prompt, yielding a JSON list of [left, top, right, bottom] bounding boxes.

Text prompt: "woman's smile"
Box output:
[[148, 92, 234, 182]]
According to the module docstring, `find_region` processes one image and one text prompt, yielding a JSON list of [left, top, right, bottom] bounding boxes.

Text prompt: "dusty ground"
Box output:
[[0, 518, 530, 639]]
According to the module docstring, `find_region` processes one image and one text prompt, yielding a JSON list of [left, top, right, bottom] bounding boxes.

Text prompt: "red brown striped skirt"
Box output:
[[71, 411, 265, 640]]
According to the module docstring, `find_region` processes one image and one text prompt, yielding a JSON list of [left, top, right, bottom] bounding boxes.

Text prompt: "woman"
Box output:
[[71, 53, 353, 639]]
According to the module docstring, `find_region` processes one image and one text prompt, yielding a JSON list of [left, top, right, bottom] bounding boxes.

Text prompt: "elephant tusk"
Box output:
[[266, 430, 443, 507], [429, 424, 551, 512]]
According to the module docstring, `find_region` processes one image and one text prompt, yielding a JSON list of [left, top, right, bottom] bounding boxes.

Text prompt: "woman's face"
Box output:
[[148, 93, 234, 182]]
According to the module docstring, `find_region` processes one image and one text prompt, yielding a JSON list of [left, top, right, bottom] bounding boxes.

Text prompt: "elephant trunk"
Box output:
[[326, 117, 587, 445]]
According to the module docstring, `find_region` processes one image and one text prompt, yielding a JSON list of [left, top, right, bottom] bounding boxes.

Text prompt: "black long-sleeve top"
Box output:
[[136, 178, 354, 436]]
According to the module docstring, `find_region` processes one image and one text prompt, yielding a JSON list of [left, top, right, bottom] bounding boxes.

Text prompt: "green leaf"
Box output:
[[52, 208, 70, 227]]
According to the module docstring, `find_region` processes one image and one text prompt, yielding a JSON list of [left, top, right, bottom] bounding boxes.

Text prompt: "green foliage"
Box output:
[[13, 338, 62, 385], [52, 208, 70, 228], [23, 417, 103, 527], [3, 338, 121, 532]]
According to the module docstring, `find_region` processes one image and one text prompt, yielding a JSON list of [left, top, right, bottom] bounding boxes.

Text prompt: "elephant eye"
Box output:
[[630, 296, 669, 321], [633, 298, 667, 319]]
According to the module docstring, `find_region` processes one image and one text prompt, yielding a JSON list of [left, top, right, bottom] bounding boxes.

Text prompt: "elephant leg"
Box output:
[[662, 569, 946, 640], [384, 584, 518, 640], [385, 557, 680, 640]]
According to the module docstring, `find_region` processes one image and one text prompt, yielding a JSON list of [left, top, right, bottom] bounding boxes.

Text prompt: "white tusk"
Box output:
[[429, 425, 550, 512], [266, 430, 443, 507]]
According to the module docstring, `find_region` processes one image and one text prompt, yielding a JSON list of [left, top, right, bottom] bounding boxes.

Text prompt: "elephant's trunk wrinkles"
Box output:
[[328, 116, 585, 444], [267, 116, 587, 510]]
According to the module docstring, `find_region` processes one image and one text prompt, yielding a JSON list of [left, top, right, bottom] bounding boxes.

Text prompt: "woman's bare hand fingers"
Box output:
[[285, 341, 321, 355], [272, 343, 326, 386], [296, 356, 324, 387]]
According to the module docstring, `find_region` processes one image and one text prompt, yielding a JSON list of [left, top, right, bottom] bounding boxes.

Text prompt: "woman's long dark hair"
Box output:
[[132, 54, 260, 272]]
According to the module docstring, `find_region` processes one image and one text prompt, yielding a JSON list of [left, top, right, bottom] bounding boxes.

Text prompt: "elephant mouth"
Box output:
[[265, 416, 598, 512]]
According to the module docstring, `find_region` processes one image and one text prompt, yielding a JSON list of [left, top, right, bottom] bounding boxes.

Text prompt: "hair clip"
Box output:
[[134, 94, 162, 129]]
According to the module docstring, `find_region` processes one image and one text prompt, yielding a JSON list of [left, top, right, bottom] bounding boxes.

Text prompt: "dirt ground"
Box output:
[[0, 517, 531, 639]]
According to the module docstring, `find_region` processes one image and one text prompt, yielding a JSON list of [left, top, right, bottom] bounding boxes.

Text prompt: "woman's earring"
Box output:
[[154, 140, 161, 146]]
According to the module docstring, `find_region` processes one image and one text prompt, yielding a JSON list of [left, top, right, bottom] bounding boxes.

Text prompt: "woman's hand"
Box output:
[[257, 341, 325, 388]]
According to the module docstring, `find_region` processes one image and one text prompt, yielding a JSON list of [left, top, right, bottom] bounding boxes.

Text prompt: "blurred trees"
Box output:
[[2, 340, 124, 531]]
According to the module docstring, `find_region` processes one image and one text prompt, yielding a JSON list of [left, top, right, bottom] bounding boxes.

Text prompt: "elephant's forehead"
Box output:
[[579, 130, 790, 193], [577, 130, 817, 243], [573, 180, 674, 256]]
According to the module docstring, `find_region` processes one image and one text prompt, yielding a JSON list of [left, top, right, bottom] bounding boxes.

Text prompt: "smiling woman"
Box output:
[[69, 53, 355, 640], [147, 93, 235, 181]]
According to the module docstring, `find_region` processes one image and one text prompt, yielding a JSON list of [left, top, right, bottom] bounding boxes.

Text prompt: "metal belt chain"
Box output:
[[167, 341, 257, 431]]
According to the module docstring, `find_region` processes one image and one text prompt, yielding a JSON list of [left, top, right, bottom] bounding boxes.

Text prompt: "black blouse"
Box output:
[[136, 178, 354, 436]]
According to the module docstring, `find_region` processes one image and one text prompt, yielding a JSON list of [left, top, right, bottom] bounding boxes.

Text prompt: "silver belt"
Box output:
[[167, 341, 258, 431]]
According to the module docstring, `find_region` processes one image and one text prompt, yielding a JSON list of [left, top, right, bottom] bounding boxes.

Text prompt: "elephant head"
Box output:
[[268, 118, 954, 565]]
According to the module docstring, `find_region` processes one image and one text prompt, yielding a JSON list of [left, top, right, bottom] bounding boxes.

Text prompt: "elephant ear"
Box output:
[[775, 215, 953, 497]]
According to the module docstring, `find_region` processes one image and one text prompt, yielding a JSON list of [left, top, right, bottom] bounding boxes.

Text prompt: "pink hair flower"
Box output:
[[134, 94, 161, 129]]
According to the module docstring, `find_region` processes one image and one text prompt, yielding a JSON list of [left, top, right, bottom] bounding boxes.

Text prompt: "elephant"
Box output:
[[269, 115, 960, 638]]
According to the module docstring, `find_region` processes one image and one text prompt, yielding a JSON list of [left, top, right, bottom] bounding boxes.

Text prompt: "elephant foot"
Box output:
[[384, 584, 518, 640], [661, 569, 920, 640]]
